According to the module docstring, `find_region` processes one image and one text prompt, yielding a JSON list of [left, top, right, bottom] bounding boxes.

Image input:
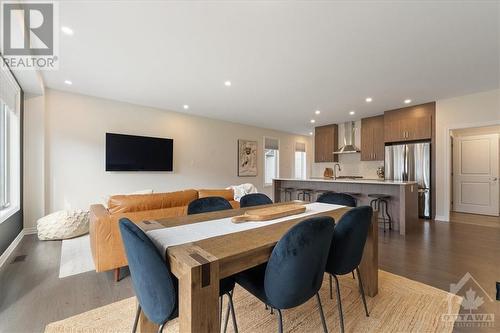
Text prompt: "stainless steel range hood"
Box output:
[[334, 121, 360, 154]]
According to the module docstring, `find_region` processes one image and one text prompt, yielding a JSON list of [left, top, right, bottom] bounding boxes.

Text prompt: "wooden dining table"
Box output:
[[136, 201, 378, 333]]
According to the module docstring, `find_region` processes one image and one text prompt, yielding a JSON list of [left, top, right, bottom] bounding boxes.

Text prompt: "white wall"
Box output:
[[435, 88, 500, 221], [23, 89, 312, 227], [23, 94, 46, 230]]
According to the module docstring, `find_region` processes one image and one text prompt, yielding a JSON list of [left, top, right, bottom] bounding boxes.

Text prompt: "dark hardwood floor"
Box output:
[[0, 235, 134, 333], [0, 218, 499, 332]]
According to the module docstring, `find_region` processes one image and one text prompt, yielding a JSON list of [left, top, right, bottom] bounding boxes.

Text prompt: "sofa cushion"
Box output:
[[108, 189, 198, 214], [198, 188, 234, 201]]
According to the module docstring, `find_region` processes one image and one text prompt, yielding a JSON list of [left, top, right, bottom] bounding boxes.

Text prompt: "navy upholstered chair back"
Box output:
[[119, 219, 177, 325], [264, 216, 335, 309], [317, 192, 356, 207], [326, 206, 373, 275], [240, 193, 273, 208], [187, 196, 232, 215]]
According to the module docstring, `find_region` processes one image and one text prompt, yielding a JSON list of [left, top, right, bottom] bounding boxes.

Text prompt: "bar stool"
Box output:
[[297, 188, 314, 202], [368, 194, 392, 231], [281, 187, 295, 202]]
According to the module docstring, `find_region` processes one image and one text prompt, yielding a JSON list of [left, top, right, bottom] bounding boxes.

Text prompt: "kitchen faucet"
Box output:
[[333, 163, 341, 180]]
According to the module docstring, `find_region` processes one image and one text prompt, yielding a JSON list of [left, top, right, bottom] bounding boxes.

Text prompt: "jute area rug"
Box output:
[[45, 270, 462, 333]]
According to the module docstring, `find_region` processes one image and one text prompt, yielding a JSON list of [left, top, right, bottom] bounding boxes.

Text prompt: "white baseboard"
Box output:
[[0, 228, 35, 270], [434, 215, 449, 222], [24, 227, 37, 235]]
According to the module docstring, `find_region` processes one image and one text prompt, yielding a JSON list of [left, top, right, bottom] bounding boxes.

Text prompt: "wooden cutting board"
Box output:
[[231, 204, 306, 223]]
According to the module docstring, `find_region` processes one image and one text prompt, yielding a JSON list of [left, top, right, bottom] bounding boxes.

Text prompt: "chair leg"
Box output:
[[356, 267, 370, 317], [223, 292, 231, 333], [158, 322, 166, 333], [329, 274, 333, 299], [382, 199, 392, 230], [333, 274, 345, 333], [316, 293, 328, 333], [132, 304, 141, 333], [276, 309, 283, 333], [227, 290, 239, 333], [114, 267, 121, 282], [219, 295, 223, 332]]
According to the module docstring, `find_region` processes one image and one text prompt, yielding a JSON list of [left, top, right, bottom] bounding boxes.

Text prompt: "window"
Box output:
[[264, 137, 279, 186], [0, 57, 21, 223], [0, 103, 9, 209], [294, 142, 306, 179]]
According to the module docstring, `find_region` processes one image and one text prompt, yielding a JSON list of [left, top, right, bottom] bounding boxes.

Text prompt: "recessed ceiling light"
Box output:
[[183, 104, 189, 110], [61, 26, 74, 35], [349, 110, 356, 115], [309, 132, 313, 136], [365, 97, 373, 103], [404, 99, 412, 104], [224, 81, 232, 87], [310, 119, 316, 124], [64, 80, 72, 85], [315, 110, 321, 115]]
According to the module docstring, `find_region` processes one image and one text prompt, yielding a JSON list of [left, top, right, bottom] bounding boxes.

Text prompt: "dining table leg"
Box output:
[[178, 260, 220, 332], [358, 210, 379, 297], [137, 247, 220, 333], [173, 246, 221, 333]]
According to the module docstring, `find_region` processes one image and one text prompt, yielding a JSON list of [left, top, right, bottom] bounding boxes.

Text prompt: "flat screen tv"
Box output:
[[105, 133, 173, 171]]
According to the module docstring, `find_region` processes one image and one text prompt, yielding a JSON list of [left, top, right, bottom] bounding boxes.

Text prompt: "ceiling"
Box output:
[[39, 1, 499, 135]]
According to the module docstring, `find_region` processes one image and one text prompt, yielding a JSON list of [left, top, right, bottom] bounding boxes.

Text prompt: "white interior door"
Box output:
[[453, 134, 499, 216]]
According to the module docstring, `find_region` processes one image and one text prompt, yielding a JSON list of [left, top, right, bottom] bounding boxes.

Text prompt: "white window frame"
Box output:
[[294, 142, 307, 179], [0, 103, 9, 210], [263, 136, 279, 187], [0, 58, 21, 224]]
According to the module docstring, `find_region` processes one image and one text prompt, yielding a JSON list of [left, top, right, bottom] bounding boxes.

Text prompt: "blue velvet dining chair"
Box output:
[[326, 206, 373, 333], [317, 192, 358, 281], [239, 193, 273, 208], [187, 196, 238, 333], [236, 216, 335, 333], [119, 219, 238, 333], [119, 219, 177, 333], [187, 196, 232, 215], [317, 191, 357, 207]]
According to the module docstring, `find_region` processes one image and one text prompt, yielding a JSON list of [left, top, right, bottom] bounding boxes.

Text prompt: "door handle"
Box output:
[[492, 177, 498, 181]]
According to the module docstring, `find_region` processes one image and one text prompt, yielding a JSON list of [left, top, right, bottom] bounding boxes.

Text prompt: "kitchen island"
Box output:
[[273, 178, 418, 235]]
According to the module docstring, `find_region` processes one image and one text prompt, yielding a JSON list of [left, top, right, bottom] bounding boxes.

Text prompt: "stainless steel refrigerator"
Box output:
[[385, 142, 431, 218]]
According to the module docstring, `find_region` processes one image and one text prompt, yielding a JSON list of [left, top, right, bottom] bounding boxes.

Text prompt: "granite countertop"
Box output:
[[273, 178, 417, 185]]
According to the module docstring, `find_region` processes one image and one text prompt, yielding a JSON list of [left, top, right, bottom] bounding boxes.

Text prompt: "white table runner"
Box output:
[[146, 202, 344, 255]]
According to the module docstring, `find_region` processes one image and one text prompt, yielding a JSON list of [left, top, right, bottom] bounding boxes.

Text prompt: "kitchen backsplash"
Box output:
[[311, 153, 384, 179]]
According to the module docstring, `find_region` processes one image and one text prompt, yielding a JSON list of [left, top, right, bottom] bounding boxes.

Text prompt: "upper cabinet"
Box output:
[[361, 115, 384, 161], [314, 124, 339, 163], [384, 102, 435, 143]]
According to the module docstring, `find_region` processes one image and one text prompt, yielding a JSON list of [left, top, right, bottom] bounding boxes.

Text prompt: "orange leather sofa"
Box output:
[[89, 188, 238, 277]]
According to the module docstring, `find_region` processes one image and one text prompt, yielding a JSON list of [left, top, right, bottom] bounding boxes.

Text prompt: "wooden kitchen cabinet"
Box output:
[[361, 115, 385, 161], [314, 124, 338, 162], [384, 102, 435, 143]]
